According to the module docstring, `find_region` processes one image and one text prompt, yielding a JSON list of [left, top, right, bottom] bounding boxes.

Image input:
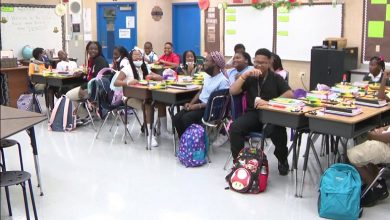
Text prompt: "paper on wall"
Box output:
[[83, 8, 92, 32], [126, 16, 135, 28], [119, 29, 131, 38]]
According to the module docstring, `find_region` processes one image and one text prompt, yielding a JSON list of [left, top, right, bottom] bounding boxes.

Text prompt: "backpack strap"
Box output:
[[96, 67, 113, 80], [63, 97, 71, 131], [48, 96, 65, 130]]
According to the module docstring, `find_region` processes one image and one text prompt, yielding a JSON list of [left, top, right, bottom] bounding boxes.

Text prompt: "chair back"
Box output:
[[230, 92, 249, 120], [203, 89, 230, 124]]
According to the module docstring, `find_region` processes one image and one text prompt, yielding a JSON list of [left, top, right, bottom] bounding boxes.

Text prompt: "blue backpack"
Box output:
[[318, 163, 362, 220], [48, 96, 76, 132], [178, 124, 208, 167]]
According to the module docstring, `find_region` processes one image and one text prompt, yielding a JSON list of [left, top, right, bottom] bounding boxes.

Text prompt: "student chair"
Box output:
[[202, 89, 231, 163], [361, 164, 390, 199], [77, 99, 97, 130]]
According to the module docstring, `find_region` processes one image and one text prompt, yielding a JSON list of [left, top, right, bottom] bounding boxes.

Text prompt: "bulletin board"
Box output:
[[0, 4, 65, 59], [362, 0, 390, 63], [275, 4, 343, 61], [204, 7, 221, 53], [224, 5, 274, 57]]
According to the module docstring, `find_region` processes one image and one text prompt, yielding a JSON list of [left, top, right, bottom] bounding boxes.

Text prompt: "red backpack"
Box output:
[[226, 147, 269, 193]]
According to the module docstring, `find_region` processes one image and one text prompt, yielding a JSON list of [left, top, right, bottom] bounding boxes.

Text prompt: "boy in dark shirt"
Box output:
[[229, 48, 293, 175]]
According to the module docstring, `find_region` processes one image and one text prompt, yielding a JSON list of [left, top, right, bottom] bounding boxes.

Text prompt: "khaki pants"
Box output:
[[66, 86, 89, 118], [347, 140, 390, 167]]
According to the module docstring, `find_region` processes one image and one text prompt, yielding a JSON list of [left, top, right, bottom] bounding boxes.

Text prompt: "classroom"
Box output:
[[0, 0, 389, 219]]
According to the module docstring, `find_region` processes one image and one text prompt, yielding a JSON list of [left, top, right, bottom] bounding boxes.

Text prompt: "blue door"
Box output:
[[172, 3, 201, 59], [97, 3, 137, 63]]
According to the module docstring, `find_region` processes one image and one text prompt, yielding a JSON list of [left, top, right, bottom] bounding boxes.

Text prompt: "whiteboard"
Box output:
[[224, 6, 273, 57], [0, 5, 64, 59], [276, 4, 343, 61]]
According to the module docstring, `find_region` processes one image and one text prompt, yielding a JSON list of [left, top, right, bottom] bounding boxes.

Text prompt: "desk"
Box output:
[[151, 87, 200, 153], [298, 105, 389, 197], [122, 85, 152, 146], [258, 105, 320, 197], [1, 106, 46, 196], [0, 66, 29, 108], [30, 74, 84, 112]]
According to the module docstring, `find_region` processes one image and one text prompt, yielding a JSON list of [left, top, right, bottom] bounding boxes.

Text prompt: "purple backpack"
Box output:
[[178, 124, 208, 167]]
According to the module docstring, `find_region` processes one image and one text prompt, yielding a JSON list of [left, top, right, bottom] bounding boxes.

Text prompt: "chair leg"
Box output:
[[95, 112, 111, 139], [118, 112, 133, 143], [361, 167, 386, 199], [21, 182, 31, 220], [5, 186, 13, 216], [0, 148, 6, 171], [85, 102, 96, 131], [109, 113, 119, 132], [17, 142, 24, 171], [28, 179, 39, 220], [223, 153, 232, 170]]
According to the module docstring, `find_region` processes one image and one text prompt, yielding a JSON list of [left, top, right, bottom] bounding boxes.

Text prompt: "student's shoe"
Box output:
[[278, 160, 289, 176], [148, 135, 158, 147]]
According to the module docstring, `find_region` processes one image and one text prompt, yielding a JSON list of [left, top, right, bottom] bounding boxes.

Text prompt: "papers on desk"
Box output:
[[355, 97, 387, 108], [324, 105, 362, 117], [167, 84, 198, 90], [269, 98, 304, 108]]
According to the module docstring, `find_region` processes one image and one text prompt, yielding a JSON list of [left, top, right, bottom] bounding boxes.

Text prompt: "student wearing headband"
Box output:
[[172, 51, 229, 137]]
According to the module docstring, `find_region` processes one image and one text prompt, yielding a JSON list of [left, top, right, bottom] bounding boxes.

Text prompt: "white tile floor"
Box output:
[[1, 113, 389, 220]]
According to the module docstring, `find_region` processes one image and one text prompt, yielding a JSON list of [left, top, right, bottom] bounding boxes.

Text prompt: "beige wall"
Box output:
[[3, 0, 364, 89]]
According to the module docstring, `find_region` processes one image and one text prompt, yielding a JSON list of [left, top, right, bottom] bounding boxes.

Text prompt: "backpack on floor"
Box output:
[[226, 147, 269, 193], [178, 124, 208, 167], [17, 93, 42, 113], [318, 163, 361, 220], [48, 95, 76, 132]]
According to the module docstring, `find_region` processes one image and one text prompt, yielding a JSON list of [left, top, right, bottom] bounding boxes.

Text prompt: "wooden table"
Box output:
[[298, 105, 390, 197], [30, 74, 84, 113], [258, 105, 321, 197], [1, 66, 29, 108], [1, 105, 46, 196], [151, 87, 200, 153]]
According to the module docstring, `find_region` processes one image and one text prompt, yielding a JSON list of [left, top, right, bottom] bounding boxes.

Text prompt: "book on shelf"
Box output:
[[355, 97, 387, 107]]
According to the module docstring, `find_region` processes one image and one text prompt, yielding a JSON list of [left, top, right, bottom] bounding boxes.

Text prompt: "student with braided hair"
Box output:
[[363, 56, 390, 86], [172, 51, 229, 138]]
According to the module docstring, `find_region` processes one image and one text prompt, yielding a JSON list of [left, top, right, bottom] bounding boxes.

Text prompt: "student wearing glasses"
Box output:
[[229, 48, 293, 176]]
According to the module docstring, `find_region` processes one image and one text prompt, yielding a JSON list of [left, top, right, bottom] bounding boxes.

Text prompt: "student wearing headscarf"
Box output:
[[172, 51, 229, 138]]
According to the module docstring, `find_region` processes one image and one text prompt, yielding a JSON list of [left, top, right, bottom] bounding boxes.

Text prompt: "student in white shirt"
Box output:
[[56, 50, 78, 72], [363, 56, 389, 86], [112, 46, 129, 71], [143, 42, 158, 64], [113, 49, 165, 147], [227, 51, 253, 84]]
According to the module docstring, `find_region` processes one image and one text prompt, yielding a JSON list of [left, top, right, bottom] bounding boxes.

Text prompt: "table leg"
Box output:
[[149, 101, 156, 151], [26, 127, 44, 196], [291, 130, 300, 197], [124, 98, 128, 144], [299, 132, 314, 198], [168, 104, 177, 156]]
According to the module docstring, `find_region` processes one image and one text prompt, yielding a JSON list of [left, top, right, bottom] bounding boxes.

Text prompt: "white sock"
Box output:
[[147, 123, 158, 147]]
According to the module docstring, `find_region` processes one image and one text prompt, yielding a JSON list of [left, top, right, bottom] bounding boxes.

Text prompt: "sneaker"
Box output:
[[148, 136, 158, 147], [361, 184, 389, 207], [278, 160, 289, 176], [212, 135, 229, 147]]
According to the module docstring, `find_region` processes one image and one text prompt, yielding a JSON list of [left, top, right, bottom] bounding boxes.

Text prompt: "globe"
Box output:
[[22, 45, 33, 59]]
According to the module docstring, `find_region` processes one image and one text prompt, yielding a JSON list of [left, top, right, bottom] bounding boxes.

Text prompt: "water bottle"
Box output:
[[260, 165, 267, 175]]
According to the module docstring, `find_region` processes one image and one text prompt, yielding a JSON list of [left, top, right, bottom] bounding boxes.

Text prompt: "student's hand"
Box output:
[[243, 69, 263, 80], [184, 103, 191, 110], [127, 79, 138, 86], [255, 98, 268, 109]]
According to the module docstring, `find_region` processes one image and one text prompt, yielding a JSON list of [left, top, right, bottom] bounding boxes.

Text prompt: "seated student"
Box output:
[[114, 49, 167, 147], [176, 50, 201, 76], [229, 48, 293, 176], [271, 53, 288, 81], [363, 56, 390, 86], [348, 70, 390, 207], [56, 50, 78, 72], [156, 42, 180, 68], [66, 41, 109, 120], [225, 43, 246, 69], [173, 51, 229, 138], [227, 51, 253, 84], [111, 46, 129, 71], [28, 47, 48, 92], [143, 42, 158, 64]]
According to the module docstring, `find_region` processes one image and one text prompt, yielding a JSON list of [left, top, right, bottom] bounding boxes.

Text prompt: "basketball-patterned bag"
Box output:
[[178, 124, 208, 167]]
